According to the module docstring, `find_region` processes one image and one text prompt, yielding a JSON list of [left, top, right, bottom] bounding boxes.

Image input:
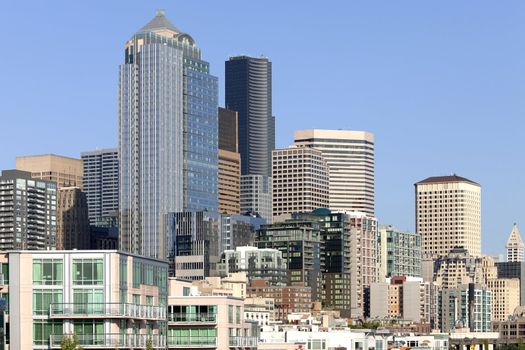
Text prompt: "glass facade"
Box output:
[[119, 22, 218, 260]]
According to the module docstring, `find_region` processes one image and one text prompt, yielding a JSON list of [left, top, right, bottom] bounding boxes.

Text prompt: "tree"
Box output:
[[146, 337, 153, 350], [60, 333, 83, 350]]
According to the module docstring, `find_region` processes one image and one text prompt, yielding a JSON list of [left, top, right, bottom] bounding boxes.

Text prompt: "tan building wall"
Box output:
[[16, 154, 83, 189], [487, 278, 520, 322], [415, 175, 481, 257], [219, 149, 241, 214]]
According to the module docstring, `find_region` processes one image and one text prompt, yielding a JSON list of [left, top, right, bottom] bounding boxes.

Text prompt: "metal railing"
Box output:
[[50, 333, 166, 348], [49, 303, 166, 320], [229, 336, 258, 348]]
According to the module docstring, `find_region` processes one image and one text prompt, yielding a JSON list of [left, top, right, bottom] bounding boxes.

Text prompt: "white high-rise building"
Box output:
[[506, 223, 524, 262], [415, 175, 481, 257], [294, 129, 374, 215], [272, 146, 329, 217], [81, 148, 119, 225]]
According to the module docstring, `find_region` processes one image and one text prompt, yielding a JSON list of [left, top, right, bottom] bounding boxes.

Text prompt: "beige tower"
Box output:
[[294, 129, 375, 215], [415, 175, 481, 257], [218, 108, 241, 214], [272, 146, 329, 217], [16, 154, 83, 189]]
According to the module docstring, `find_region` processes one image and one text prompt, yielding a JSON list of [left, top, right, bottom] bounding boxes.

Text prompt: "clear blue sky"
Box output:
[[1, 1, 523, 255]]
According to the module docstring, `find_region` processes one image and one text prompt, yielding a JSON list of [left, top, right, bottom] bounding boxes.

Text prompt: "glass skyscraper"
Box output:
[[119, 11, 218, 259]]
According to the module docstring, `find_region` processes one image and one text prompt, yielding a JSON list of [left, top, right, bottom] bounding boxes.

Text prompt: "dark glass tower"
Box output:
[[225, 56, 274, 177]]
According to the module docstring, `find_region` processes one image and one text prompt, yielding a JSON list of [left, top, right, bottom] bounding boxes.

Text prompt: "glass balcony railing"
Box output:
[[168, 336, 217, 347], [168, 312, 217, 324], [50, 333, 166, 348], [49, 303, 166, 320], [229, 336, 258, 348]]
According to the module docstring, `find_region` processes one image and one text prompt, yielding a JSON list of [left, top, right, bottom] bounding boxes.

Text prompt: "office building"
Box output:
[[272, 146, 329, 217], [56, 187, 90, 250], [496, 261, 525, 305], [6, 250, 168, 349], [294, 129, 375, 215], [0, 170, 57, 250], [240, 175, 272, 223], [437, 283, 492, 333], [119, 11, 219, 259], [506, 224, 524, 262], [415, 175, 481, 257], [247, 279, 311, 322], [217, 246, 287, 286], [256, 219, 323, 300], [218, 108, 241, 214], [81, 148, 119, 225], [378, 225, 422, 278], [487, 278, 520, 321], [225, 56, 274, 177], [16, 154, 83, 189]]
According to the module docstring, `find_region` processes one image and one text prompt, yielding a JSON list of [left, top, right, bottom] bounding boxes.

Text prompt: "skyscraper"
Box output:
[[81, 148, 119, 225], [0, 170, 57, 250], [294, 129, 375, 215], [506, 224, 524, 262], [240, 175, 273, 223], [225, 56, 274, 177], [415, 175, 481, 257], [16, 154, 83, 189], [56, 187, 90, 249], [272, 146, 329, 217], [119, 11, 218, 259], [218, 108, 241, 214]]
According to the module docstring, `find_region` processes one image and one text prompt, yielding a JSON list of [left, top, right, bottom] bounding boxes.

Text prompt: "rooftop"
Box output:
[[416, 175, 479, 186]]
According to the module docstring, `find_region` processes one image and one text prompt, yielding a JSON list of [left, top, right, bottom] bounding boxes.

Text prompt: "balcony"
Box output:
[[168, 313, 217, 325], [50, 333, 166, 349], [49, 303, 166, 320], [168, 336, 217, 348], [229, 336, 258, 348]]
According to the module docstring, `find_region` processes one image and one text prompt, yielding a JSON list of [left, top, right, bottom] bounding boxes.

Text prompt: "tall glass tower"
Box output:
[[119, 11, 218, 259]]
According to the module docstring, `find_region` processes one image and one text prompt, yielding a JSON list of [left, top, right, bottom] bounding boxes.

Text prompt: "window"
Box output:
[[236, 306, 241, 324], [73, 259, 103, 285], [132, 294, 141, 305], [33, 259, 63, 285], [132, 261, 141, 288], [1, 264, 8, 285], [168, 328, 216, 346], [120, 258, 127, 287], [228, 305, 233, 323], [33, 320, 63, 345], [146, 296, 153, 306], [33, 289, 63, 315], [73, 289, 103, 314], [73, 320, 104, 345], [183, 287, 190, 296]]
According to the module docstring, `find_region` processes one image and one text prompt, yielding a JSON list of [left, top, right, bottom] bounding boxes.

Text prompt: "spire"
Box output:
[[140, 9, 181, 34], [507, 224, 524, 248]]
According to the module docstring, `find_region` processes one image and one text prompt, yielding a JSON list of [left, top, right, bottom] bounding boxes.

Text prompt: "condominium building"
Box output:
[[218, 108, 241, 215], [506, 224, 524, 262], [294, 129, 375, 215], [56, 187, 90, 250], [226, 56, 274, 177], [256, 220, 323, 300], [0, 170, 57, 250], [221, 214, 265, 252], [369, 277, 431, 323], [437, 283, 492, 332], [240, 175, 272, 223], [16, 154, 83, 189], [217, 246, 287, 286], [272, 146, 329, 217], [487, 278, 520, 321], [378, 225, 422, 278], [293, 209, 378, 319], [433, 247, 484, 288], [119, 11, 218, 259], [81, 148, 119, 225], [7, 250, 168, 349], [168, 278, 258, 349], [415, 175, 481, 257]]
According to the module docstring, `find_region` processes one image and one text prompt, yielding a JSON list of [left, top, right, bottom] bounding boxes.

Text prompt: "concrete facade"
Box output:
[[16, 154, 83, 189]]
